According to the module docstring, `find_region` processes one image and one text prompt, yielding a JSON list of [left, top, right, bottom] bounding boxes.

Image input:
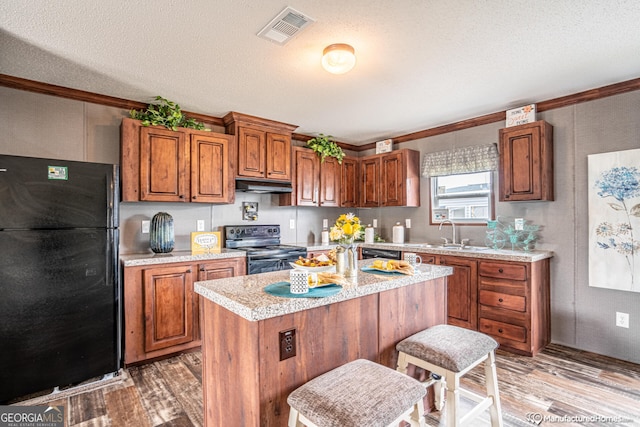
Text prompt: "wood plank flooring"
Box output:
[[12, 344, 640, 426]]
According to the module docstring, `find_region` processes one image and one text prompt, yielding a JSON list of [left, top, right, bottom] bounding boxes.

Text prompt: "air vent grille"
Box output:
[[257, 7, 315, 45]]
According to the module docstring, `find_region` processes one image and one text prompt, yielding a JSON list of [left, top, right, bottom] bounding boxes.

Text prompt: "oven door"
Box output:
[[248, 257, 295, 275]]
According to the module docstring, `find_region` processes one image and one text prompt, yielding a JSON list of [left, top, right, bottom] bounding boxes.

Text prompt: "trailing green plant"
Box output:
[[130, 96, 209, 131], [305, 133, 345, 164]]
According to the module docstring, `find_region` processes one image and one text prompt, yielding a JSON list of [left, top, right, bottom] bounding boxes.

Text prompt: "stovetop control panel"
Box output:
[[225, 225, 281, 240]]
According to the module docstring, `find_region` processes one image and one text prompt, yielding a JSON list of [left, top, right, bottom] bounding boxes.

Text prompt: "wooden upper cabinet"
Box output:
[[499, 120, 554, 201], [237, 127, 266, 178], [223, 112, 298, 182], [190, 133, 234, 203], [121, 118, 234, 203], [320, 156, 341, 207], [139, 125, 189, 202], [360, 149, 420, 207], [340, 156, 359, 208], [266, 132, 292, 180], [360, 156, 381, 207], [288, 147, 340, 207], [295, 148, 320, 206]]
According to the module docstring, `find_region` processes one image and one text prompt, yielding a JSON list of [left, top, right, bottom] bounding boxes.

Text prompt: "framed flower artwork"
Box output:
[[588, 148, 640, 292]]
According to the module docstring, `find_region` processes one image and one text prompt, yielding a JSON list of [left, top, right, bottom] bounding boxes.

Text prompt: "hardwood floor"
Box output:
[[12, 344, 640, 426]]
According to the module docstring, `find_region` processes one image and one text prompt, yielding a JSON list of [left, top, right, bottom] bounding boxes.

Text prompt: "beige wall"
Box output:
[[1, 85, 638, 363]]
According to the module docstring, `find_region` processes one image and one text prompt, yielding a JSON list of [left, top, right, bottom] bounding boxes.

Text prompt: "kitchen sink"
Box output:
[[410, 243, 491, 252]]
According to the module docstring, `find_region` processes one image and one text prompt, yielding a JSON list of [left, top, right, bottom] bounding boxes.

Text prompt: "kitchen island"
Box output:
[[195, 260, 453, 427]]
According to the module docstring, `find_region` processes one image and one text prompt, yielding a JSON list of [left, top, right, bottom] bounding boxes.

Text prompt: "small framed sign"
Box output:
[[191, 232, 221, 254], [375, 139, 393, 154], [506, 104, 536, 127]]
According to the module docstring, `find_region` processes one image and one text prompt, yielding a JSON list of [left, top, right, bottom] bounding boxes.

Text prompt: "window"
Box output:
[[430, 171, 493, 224]]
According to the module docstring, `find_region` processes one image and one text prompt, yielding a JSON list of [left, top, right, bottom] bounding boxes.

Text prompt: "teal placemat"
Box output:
[[360, 267, 406, 276], [264, 282, 342, 298]]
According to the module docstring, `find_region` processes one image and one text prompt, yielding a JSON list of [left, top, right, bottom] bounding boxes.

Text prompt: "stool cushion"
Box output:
[[396, 324, 498, 372], [287, 359, 425, 427]]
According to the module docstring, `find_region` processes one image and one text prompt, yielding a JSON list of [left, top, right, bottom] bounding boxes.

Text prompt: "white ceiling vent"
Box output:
[[257, 7, 315, 45]]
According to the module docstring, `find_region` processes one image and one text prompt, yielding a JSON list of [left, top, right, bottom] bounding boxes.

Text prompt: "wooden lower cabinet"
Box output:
[[123, 257, 246, 365], [415, 253, 550, 356], [477, 259, 550, 356]]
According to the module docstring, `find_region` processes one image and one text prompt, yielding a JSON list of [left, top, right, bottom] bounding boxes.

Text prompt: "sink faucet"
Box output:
[[439, 220, 457, 245]]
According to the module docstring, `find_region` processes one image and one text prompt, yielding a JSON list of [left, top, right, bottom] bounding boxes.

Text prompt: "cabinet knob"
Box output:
[[498, 328, 503, 333], [179, 195, 185, 199], [498, 298, 504, 303], [200, 268, 205, 271], [505, 194, 510, 199], [498, 268, 504, 273], [192, 196, 197, 200], [186, 269, 192, 273]]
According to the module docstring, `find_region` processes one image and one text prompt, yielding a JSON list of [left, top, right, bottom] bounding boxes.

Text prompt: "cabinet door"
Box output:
[[191, 133, 234, 203], [320, 156, 341, 207], [381, 152, 404, 206], [360, 156, 381, 207], [139, 126, 189, 202], [266, 132, 291, 180], [341, 157, 359, 207], [438, 256, 478, 330], [238, 127, 266, 178], [143, 265, 195, 352], [295, 149, 320, 206], [499, 121, 553, 201]]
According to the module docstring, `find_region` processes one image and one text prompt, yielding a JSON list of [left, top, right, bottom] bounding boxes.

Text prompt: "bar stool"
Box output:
[[287, 358, 427, 427], [396, 324, 503, 427]]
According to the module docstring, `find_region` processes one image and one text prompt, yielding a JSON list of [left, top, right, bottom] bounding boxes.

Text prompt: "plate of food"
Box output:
[[363, 259, 414, 275], [290, 254, 336, 272]]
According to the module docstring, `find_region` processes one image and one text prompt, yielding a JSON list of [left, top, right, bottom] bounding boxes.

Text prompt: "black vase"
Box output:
[[150, 212, 174, 253]]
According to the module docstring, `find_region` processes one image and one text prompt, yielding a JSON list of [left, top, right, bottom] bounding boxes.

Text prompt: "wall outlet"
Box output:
[[373, 219, 378, 228], [323, 218, 328, 228], [289, 219, 295, 229], [616, 312, 630, 328], [279, 329, 297, 361], [141, 220, 150, 234], [405, 218, 411, 228], [197, 220, 205, 231]]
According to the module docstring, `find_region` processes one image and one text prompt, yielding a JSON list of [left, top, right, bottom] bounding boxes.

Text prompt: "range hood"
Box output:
[[235, 179, 293, 194]]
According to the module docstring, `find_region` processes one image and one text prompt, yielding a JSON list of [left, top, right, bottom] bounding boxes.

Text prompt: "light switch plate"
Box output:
[[290, 219, 295, 229], [141, 220, 150, 234], [373, 219, 378, 228], [405, 219, 411, 228], [197, 220, 205, 231]]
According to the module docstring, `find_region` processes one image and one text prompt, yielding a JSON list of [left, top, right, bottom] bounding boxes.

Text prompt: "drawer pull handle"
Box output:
[[498, 268, 504, 273], [498, 298, 504, 303], [498, 328, 503, 333]]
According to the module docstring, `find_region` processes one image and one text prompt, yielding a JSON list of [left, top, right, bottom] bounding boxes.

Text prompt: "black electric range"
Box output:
[[224, 225, 307, 275]]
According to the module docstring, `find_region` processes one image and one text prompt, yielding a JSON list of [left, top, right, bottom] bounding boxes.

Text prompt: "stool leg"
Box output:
[[433, 375, 446, 411], [444, 371, 461, 427], [484, 351, 503, 427], [288, 407, 303, 427], [397, 352, 409, 375]]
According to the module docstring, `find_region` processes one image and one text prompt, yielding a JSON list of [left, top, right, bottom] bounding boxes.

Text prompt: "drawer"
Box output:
[[479, 290, 526, 312], [417, 253, 437, 264], [479, 318, 527, 343], [479, 262, 527, 281]]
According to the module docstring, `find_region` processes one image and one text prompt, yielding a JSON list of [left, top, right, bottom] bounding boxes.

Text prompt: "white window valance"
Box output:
[[421, 143, 499, 177]]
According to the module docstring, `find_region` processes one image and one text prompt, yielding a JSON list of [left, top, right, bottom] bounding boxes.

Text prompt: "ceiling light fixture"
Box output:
[[321, 43, 356, 74]]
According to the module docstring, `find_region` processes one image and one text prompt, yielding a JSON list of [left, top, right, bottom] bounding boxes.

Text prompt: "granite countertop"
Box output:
[[194, 260, 453, 322], [120, 249, 246, 267], [302, 242, 553, 263]]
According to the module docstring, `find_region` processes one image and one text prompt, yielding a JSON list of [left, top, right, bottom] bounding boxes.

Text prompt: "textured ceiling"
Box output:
[[2, 1, 640, 144]]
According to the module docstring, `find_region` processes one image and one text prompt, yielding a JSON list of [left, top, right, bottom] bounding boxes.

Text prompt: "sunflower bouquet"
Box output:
[[329, 213, 364, 245]]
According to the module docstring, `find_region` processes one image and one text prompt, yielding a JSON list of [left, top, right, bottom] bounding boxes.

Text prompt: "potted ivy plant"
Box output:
[[130, 96, 209, 131], [305, 134, 345, 164]]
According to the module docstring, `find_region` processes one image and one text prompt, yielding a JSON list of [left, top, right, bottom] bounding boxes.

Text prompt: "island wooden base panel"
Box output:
[[12, 345, 640, 426]]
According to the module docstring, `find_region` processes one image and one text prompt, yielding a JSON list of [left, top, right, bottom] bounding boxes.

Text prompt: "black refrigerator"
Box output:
[[0, 154, 120, 403]]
